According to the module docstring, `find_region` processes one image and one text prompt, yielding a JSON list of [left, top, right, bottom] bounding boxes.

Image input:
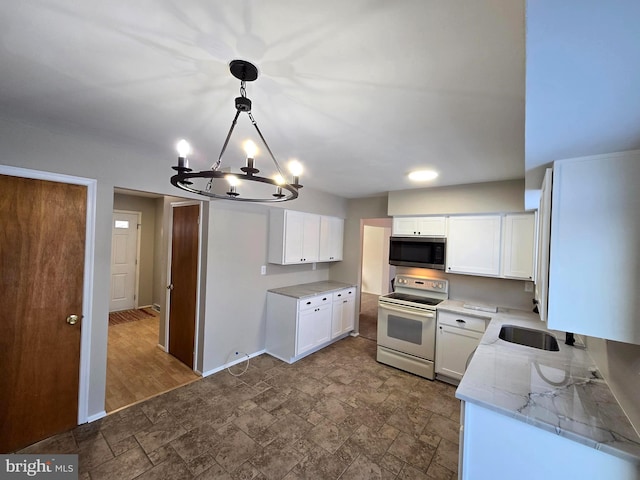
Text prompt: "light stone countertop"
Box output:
[[440, 299, 640, 463], [267, 281, 356, 299]]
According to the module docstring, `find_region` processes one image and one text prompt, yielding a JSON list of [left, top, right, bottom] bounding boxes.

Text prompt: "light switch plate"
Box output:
[[260, 265, 266, 275]]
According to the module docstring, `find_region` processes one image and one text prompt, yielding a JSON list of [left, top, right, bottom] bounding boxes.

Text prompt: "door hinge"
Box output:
[[137, 223, 141, 230]]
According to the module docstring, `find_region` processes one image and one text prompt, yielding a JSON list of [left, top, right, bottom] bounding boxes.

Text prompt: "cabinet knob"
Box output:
[[456, 319, 466, 324]]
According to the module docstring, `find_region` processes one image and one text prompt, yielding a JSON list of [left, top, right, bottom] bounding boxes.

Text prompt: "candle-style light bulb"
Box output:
[[288, 159, 303, 177], [288, 159, 303, 188], [225, 174, 240, 197], [273, 174, 285, 185], [242, 140, 258, 172], [225, 175, 240, 187], [176, 139, 191, 169], [176, 139, 191, 158], [243, 140, 258, 159]]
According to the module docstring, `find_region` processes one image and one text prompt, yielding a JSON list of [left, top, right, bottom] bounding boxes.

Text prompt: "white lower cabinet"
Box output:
[[297, 301, 331, 355], [266, 287, 356, 363], [435, 311, 487, 383], [460, 402, 638, 480], [331, 288, 356, 338]]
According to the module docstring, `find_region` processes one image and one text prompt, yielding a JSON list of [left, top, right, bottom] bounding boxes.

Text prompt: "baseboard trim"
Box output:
[[201, 349, 266, 378], [87, 410, 107, 423]]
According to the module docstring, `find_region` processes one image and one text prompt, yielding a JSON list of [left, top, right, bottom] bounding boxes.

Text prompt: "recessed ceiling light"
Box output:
[[408, 170, 438, 181]]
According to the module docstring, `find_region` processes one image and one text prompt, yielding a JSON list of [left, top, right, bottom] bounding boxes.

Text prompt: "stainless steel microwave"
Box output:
[[389, 236, 446, 270]]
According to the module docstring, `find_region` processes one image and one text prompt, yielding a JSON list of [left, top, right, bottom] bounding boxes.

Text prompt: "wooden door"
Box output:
[[168, 204, 199, 369], [109, 211, 140, 311], [0, 174, 86, 453]]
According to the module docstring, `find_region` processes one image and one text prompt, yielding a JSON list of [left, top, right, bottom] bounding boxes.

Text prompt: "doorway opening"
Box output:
[[359, 219, 395, 342], [106, 189, 200, 413]]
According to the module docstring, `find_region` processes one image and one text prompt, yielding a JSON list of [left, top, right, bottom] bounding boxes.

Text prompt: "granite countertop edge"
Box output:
[[441, 299, 640, 464], [267, 281, 357, 299]]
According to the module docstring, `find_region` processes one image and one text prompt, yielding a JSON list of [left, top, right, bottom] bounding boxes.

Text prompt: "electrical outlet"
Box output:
[[260, 265, 266, 275], [524, 281, 533, 292]]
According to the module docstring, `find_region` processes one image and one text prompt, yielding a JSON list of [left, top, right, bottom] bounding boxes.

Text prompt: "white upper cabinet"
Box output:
[[319, 215, 344, 262], [545, 151, 640, 344], [269, 210, 344, 265], [501, 213, 536, 280], [392, 216, 446, 236], [268, 210, 320, 264], [446, 215, 502, 276]]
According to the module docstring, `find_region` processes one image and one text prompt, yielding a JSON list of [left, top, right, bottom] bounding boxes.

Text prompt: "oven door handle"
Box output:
[[379, 304, 435, 318]]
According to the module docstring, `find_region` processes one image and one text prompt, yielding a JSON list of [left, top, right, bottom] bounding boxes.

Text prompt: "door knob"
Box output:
[[167, 284, 174, 290], [66, 314, 79, 325]]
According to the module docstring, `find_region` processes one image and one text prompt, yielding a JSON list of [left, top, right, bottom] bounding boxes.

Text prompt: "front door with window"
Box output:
[[109, 211, 140, 312]]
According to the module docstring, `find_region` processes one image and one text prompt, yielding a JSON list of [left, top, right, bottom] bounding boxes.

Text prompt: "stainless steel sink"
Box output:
[[498, 325, 559, 351]]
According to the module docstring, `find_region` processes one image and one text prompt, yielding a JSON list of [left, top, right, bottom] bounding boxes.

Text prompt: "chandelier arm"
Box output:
[[215, 109, 242, 170], [248, 112, 288, 179]]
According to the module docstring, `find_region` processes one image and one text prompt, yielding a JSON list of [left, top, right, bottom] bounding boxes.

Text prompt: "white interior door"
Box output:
[[110, 211, 140, 312]]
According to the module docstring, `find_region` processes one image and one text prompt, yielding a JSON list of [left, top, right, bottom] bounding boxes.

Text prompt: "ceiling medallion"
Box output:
[[170, 60, 303, 202]]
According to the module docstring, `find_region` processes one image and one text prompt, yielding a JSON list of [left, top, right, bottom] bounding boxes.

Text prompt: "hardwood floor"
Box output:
[[106, 311, 200, 412]]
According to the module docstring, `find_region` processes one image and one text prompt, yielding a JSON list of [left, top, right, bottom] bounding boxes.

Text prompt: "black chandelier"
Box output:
[[170, 60, 303, 202]]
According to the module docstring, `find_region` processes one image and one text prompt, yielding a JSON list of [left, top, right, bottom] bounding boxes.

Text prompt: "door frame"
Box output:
[[0, 165, 96, 425], [164, 200, 202, 372], [110, 209, 142, 311]]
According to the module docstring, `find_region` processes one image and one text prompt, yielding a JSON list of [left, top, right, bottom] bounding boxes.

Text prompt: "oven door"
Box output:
[[377, 302, 436, 360]]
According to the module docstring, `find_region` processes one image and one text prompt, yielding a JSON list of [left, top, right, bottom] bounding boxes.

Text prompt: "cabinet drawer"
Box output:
[[332, 288, 355, 302], [437, 311, 488, 333], [299, 294, 331, 311]]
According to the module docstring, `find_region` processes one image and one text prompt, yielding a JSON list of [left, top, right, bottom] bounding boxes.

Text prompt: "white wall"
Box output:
[[388, 179, 525, 216]]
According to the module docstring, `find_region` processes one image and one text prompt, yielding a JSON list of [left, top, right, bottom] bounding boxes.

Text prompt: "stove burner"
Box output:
[[382, 292, 443, 306]]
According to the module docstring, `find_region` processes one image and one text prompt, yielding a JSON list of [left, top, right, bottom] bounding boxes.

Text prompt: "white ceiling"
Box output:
[[0, 0, 526, 199]]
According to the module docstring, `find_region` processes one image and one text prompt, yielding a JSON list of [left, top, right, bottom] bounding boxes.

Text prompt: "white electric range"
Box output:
[[377, 274, 448, 379]]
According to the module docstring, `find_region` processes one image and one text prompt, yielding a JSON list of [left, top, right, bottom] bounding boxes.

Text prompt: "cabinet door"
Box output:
[[297, 307, 317, 355], [331, 300, 343, 338], [283, 211, 320, 264], [319, 216, 344, 262], [501, 213, 535, 280], [534, 169, 552, 322], [447, 216, 501, 276], [314, 303, 332, 345], [342, 296, 355, 333], [393, 216, 446, 236], [435, 324, 482, 380], [393, 217, 418, 235], [331, 295, 356, 338], [301, 214, 320, 263], [416, 217, 446, 236], [283, 210, 306, 264]]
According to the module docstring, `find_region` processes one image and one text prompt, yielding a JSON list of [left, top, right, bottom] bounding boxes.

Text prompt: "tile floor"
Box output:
[[19, 336, 460, 479]]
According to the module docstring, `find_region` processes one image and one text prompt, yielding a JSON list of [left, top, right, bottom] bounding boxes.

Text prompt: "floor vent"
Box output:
[[152, 303, 161, 312]]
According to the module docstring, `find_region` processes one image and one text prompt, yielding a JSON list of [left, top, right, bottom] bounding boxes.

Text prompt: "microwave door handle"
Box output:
[[379, 304, 435, 318]]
